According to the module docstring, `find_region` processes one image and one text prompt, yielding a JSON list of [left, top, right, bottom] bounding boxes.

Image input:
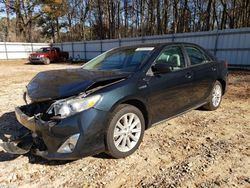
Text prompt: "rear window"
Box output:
[[185, 47, 208, 65]]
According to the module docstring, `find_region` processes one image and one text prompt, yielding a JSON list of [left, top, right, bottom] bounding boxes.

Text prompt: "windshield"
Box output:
[[36, 47, 50, 52], [82, 47, 154, 72]]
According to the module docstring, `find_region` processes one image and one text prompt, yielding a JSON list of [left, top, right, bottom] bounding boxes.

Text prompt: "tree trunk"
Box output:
[[97, 0, 104, 39], [173, 0, 179, 33], [5, 0, 10, 41], [27, 4, 33, 42], [220, 0, 227, 29], [206, 0, 212, 31], [163, 0, 169, 34], [124, 0, 128, 37], [15, 0, 23, 41], [117, 1, 121, 38], [140, 0, 145, 36], [156, 0, 161, 34]]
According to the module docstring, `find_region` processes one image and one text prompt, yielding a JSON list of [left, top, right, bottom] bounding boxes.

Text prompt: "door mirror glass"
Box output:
[[152, 63, 172, 74]]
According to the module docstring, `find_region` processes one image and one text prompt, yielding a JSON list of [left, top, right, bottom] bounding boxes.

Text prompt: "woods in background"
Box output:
[[0, 0, 250, 42]]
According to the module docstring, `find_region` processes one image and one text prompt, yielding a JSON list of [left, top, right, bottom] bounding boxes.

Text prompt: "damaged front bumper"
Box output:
[[1, 103, 108, 160], [0, 129, 33, 155]]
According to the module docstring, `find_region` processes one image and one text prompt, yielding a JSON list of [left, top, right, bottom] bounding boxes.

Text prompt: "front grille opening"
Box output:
[[20, 101, 53, 117], [33, 136, 47, 151]]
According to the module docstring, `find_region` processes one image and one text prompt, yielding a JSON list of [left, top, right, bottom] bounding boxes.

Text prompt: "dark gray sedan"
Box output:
[[0, 42, 228, 160]]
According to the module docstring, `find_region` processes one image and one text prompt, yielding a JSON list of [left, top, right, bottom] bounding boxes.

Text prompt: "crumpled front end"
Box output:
[[0, 68, 127, 160], [0, 100, 108, 160], [0, 102, 52, 157]]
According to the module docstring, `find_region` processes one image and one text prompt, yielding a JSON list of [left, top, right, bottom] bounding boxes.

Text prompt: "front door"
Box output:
[[146, 45, 194, 124], [50, 49, 56, 61]]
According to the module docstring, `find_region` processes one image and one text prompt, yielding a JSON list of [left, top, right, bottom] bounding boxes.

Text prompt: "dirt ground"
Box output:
[[0, 60, 249, 188]]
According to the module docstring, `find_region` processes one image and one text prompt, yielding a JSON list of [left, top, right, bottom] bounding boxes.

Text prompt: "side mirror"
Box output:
[[152, 63, 172, 74]]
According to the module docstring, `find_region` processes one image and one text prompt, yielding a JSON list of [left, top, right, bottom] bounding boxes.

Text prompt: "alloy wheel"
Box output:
[[113, 113, 142, 152], [212, 84, 222, 107]]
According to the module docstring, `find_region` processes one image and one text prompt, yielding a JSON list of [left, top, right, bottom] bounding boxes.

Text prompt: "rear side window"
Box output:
[[185, 47, 208, 65], [54, 48, 60, 52]]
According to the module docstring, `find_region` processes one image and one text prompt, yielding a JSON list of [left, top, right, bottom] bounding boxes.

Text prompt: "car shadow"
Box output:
[[0, 111, 23, 140], [93, 153, 114, 159], [26, 154, 73, 166], [0, 151, 19, 161], [195, 106, 207, 111], [0, 111, 25, 162], [24, 61, 42, 65]]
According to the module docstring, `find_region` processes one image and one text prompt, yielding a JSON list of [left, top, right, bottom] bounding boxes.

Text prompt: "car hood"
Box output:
[[30, 52, 46, 56], [27, 68, 130, 102]]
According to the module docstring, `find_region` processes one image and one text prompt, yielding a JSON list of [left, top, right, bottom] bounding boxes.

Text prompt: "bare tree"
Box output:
[[1, 0, 249, 42]]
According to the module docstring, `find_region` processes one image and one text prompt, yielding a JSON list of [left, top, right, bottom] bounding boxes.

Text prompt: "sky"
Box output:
[[0, 2, 6, 19], [0, 2, 42, 19]]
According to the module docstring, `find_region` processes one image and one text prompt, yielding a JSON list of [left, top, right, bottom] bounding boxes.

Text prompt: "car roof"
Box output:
[[40, 47, 59, 49], [117, 42, 200, 49]]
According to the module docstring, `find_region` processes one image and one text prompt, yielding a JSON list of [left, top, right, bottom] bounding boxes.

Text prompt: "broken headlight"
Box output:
[[50, 95, 101, 118]]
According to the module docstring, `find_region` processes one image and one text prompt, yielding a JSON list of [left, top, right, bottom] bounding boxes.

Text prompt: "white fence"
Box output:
[[0, 42, 49, 59], [1, 28, 250, 67]]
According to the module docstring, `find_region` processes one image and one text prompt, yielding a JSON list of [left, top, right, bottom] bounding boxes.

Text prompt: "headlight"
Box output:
[[52, 95, 101, 118], [39, 54, 45, 58]]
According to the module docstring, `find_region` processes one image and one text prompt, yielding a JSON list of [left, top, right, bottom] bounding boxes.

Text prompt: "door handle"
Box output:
[[185, 72, 193, 79], [212, 67, 217, 71], [142, 76, 151, 82]]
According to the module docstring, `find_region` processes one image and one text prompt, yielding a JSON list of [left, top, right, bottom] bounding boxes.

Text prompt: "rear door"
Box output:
[[183, 45, 217, 105], [50, 48, 59, 61], [54, 48, 61, 61], [49, 48, 56, 61], [146, 45, 195, 123]]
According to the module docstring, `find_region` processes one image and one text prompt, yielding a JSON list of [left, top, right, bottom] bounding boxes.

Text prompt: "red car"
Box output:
[[29, 47, 69, 65]]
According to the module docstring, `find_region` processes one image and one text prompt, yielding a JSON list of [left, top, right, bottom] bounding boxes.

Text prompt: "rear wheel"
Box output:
[[105, 104, 145, 158], [203, 81, 223, 110], [44, 58, 50, 65], [62, 57, 67, 62]]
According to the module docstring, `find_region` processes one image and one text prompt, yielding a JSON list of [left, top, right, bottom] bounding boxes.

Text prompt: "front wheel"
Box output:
[[203, 81, 223, 111], [43, 58, 50, 65], [105, 104, 145, 158]]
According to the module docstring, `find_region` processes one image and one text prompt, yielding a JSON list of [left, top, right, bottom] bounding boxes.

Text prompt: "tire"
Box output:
[[203, 81, 223, 111], [105, 104, 145, 158], [44, 58, 50, 65]]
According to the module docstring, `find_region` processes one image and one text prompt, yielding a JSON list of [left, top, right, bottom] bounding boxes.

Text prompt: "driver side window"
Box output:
[[155, 46, 185, 71]]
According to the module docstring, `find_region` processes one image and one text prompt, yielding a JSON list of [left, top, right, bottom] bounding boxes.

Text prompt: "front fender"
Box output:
[[94, 80, 149, 112]]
